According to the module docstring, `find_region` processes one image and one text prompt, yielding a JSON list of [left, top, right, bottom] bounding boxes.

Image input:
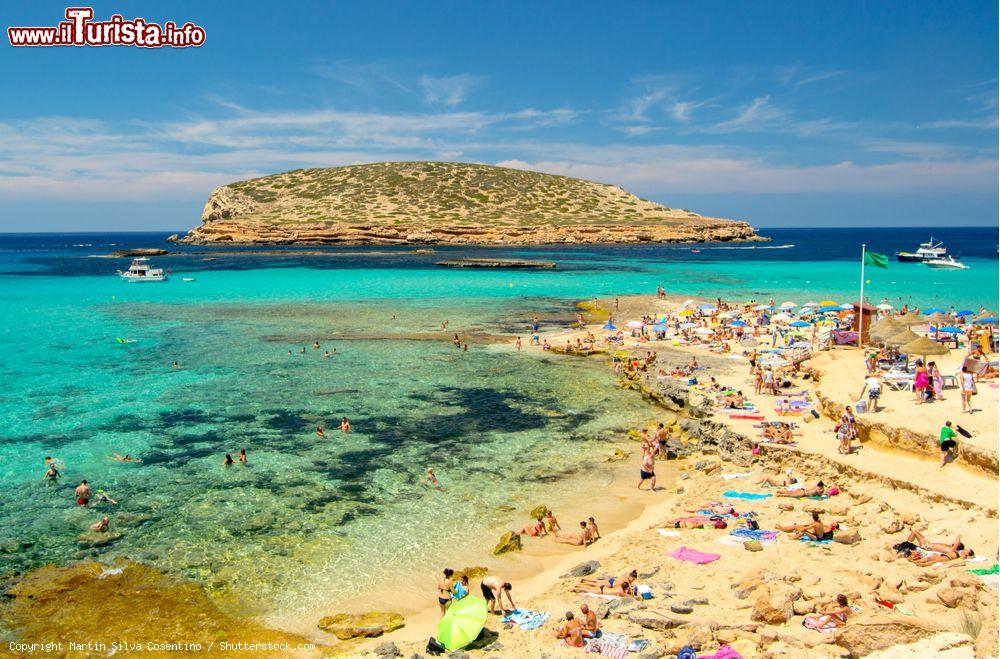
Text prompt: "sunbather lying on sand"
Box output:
[[755, 471, 797, 487], [572, 570, 637, 597], [803, 594, 851, 630], [720, 391, 745, 409], [670, 515, 726, 529], [777, 481, 826, 497], [901, 530, 975, 559], [687, 503, 737, 515]]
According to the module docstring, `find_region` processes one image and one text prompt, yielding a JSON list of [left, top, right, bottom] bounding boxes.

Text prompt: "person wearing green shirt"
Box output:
[[939, 421, 958, 467]]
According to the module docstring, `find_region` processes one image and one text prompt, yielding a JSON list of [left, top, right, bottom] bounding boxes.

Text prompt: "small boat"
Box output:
[[182, 277, 196, 282], [925, 256, 969, 270], [118, 257, 167, 282], [690, 249, 701, 254], [896, 236, 947, 262]]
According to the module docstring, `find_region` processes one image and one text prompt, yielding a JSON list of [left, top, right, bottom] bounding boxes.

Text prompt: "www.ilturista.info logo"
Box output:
[[8, 7, 206, 48]]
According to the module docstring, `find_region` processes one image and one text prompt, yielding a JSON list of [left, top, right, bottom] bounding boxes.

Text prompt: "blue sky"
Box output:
[[1, 1, 997, 231]]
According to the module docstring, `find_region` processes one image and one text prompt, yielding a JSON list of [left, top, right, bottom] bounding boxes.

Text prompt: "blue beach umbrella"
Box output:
[[602, 321, 617, 330], [789, 320, 811, 328], [818, 305, 842, 313], [698, 304, 715, 309], [729, 320, 747, 327], [956, 310, 975, 317], [922, 308, 946, 315], [652, 324, 668, 332], [934, 326, 963, 334], [974, 317, 999, 324], [679, 322, 698, 330]]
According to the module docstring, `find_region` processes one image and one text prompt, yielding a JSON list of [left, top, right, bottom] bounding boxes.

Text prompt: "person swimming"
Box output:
[[239, 448, 248, 464], [223, 453, 234, 466], [316, 426, 325, 438], [426, 468, 441, 488], [340, 417, 351, 432], [112, 453, 141, 463]]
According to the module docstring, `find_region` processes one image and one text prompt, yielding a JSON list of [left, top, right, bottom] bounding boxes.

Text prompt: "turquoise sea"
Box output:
[[0, 227, 996, 626]]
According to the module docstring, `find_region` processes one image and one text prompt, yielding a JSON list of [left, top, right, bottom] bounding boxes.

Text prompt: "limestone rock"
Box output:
[[935, 587, 978, 610], [834, 613, 941, 656], [751, 584, 800, 625], [529, 505, 549, 521], [561, 560, 600, 578], [627, 610, 686, 631], [792, 600, 815, 616], [454, 566, 488, 580], [744, 540, 763, 552], [733, 568, 777, 600], [317, 612, 404, 640], [492, 531, 522, 555], [670, 604, 694, 615], [832, 529, 861, 545], [374, 642, 401, 657]]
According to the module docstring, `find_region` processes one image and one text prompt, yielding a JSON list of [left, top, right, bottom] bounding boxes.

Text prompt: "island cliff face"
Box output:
[[180, 162, 761, 245]]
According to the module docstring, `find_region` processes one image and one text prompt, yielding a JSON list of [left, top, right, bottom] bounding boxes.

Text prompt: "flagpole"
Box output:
[[858, 244, 866, 349]]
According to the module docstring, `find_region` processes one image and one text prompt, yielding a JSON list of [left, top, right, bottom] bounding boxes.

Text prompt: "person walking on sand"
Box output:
[[437, 568, 455, 615], [939, 421, 959, 467], [480, 575, 515, 615], [913, 360, 930, 405], [637, 450, 656, 491], [959, 366, 976, 414], [858, 372, 882, 413]]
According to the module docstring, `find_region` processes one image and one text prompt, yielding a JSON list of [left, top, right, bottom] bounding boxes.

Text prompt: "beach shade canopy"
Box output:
[[780, 301, 797, 309], [900, 336, 950, 357], [956, 310, 974, 317], [925, 312, 951, 326], [625, 320, 643, 328], [602, 321, 617, 331], [885, 329, 921, 347], [729, 320, 748, 327], [876, 304, 894, 311], [974, 316, 1000, 324], [922, 308, 946, 315], [896, 314, 930, 327], [789, 320, 812, 328], [869, 317, 903, 340], [437, 595, 488, 651]]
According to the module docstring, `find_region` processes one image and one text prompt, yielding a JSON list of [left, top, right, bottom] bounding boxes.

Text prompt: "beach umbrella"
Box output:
[[896, 315, 929, 327], [754, 304, 771, 311], [602, 321, 617, 331], [652, 324, 668, 332], [437, 595, 488, 651], [693, 327, 713, 335], [771, 313, 793, 322], [869, 316, 903, 340], [885, 329, 921, 347], [780, 301, 797, 309], [922, 308, 946, 315], [677, 309, 695, 317], [729, 320, 747, 327], [789, 320, 811, 328], [818, 305, 843, 313], [698, 304, 716, 310], [974, 316, 999, 324], [626, 320, 643, 328], [934, 326, 963, 334], [803, 301, 819, 307], [876, 304, 894, 311], [679, 322, 698, 329], [839, 303, 854, 310], [681, 299, 695, 308], [819, 300, 838, 307], [925, 312, 951, 326], [956, 310, 974, 317], [900, 336, 950, 358]]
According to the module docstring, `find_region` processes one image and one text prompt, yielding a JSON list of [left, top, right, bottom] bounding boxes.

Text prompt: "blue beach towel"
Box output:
[[500, 608, 550, 631], [731, 528, 779, 542], [723, 490, 772, 500], [799, 536, 832, 545]]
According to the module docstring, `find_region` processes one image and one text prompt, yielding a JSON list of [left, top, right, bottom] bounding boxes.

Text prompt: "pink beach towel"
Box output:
[[667, 546, 721, 564], [700, 645, 743, 659]]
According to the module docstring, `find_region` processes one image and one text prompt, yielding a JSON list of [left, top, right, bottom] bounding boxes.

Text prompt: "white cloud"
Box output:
[[418, 73, 483, 106]]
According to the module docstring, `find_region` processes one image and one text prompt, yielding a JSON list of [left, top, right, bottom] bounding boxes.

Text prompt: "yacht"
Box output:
[[118, 257, 168, 282], [925, 255, 969, 270], [896, 237, 947, 262]]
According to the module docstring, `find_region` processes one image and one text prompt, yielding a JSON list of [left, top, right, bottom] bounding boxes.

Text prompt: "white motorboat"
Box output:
[[925, 256, 969, 270], [896, 237, 947, 262], [118, 257, 168, 282]]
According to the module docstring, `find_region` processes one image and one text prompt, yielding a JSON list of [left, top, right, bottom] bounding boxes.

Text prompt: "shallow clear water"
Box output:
[[0, 227, 996, 623]]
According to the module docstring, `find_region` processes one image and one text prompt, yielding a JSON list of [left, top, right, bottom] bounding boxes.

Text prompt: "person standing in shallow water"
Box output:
[[340, 417, 351, 432], [239, 448, 248, 464], [223, 453, 234, 466], [637, 450, 656, 491], [74, 480, 91, 505]]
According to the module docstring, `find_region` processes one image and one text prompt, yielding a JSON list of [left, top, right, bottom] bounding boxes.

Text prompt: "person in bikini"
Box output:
[[554, 521, 593, 546], [902, 530, 974, 560], [543, 510, 560, 533], [755, 471, 797, 487], [776, 480, 826, 497], [436, 568, 455, 615], [586, 517, 600, 540], [573, 570, 638, 597]]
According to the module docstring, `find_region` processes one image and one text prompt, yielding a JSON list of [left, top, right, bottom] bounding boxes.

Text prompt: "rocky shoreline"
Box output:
[[178, 219, 763, 246]]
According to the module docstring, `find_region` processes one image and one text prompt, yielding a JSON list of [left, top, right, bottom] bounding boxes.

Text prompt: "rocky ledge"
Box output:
[[435, 258, 556, 269], [179, 220, 762, 246]]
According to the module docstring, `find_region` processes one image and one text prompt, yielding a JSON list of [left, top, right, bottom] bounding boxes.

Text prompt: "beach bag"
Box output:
[[636, 584, 653, 600], [853, 399, 867, 414], [426, 637, 446, 655], [956, 425, 972, 439]]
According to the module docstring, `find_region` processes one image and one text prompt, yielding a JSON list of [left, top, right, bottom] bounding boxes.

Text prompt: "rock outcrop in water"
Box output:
[[180, 162, 762, 246], [317, 611, 405, 640]]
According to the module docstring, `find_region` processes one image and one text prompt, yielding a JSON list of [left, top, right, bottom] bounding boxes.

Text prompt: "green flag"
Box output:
[[864, 250, 889, 269]]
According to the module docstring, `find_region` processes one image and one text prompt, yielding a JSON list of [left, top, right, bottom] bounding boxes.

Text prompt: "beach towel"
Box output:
[[730, 528, 779, 543], [584, 640, 628, 659], [668, 546, 721, 564], [721, 472, 753, 480], [582, 592, 621, 601], [723, 490, 772, 500], [700, 645, 744, 659], [500, 608, 549, 631], [798, 536, 832, 545], [627, 639, 649, 652], [969, 564, 1000, 576], [657, 528, 681, 538]]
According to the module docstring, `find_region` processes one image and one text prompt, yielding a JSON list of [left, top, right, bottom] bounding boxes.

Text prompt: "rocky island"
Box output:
[[180, 162, 761, 246]]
